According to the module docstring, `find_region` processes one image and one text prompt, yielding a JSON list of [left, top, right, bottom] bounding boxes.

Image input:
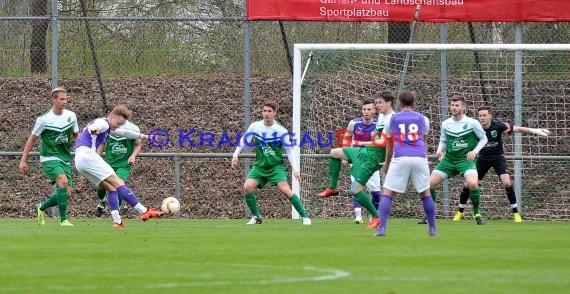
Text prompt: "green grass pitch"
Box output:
[[1, 218, 569, 294]]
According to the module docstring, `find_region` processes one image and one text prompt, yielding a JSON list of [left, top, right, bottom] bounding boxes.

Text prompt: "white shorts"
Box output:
[[75, 147, 115, 186], [351, 169, 381, 192], [383, 156, 430, 194]]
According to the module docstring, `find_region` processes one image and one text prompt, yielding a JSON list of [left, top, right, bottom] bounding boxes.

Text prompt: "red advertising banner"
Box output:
[[247, 0, 570, 22]]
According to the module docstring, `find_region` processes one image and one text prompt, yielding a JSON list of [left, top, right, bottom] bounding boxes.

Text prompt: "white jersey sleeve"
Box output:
[[71, 112, 79, 133], [437, 120, 448, 153], [31, 116, 46, 136], [89, 118, 110, 134], [233, 122, 255, 157]]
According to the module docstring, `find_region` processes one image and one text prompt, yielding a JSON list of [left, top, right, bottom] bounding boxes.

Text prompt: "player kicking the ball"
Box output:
[[318, 92, 396, 229], [74, 104, 163, 227]]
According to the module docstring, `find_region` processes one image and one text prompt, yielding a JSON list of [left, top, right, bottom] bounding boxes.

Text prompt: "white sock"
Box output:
[[134, 203, 147, 214], [110, 210, 122, 224], [354, 208, 362, 219], [459, 203, 466, 209], [511, 204, 518, 209]]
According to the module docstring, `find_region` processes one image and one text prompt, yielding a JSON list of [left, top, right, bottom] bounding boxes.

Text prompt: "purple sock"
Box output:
[[379, 195, 393, 228], [117, 185, 139, 207], [352, 196, 362, 208], [371, 191, 381, 210], [421, 196, 436, 228], [108, 190, 120, 211]]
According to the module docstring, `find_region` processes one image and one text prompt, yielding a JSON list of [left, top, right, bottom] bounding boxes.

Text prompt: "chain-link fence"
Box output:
[[0, 1, 568, 220]]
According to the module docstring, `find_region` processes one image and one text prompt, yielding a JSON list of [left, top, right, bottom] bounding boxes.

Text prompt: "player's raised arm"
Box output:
[[512, 125, 551, 137], [111, 128, 147, 140]]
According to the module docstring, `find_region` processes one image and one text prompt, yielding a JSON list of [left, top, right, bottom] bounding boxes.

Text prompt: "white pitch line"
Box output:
[[0, 263, 350, 292]]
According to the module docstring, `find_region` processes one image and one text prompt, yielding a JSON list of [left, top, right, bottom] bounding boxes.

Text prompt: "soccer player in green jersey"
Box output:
[[19, 87, 80, 226], [318, 92, 396, 229], [453, 106, 550, 223], [94, 120, 143, 217], [232, 101, 311, 225], [429, 96, 488, 225]]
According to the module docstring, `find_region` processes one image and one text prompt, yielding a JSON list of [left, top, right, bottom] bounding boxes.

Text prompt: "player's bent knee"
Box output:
[[242, 185, 255, 194], [330, 148, 345, 159], [466, 181, 478, 189], [276, 182, 293, 196], [55, 175, 69, 188], [429, 172, 445, 188]]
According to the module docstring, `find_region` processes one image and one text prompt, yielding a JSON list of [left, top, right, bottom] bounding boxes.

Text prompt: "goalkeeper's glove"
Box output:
[[530, 128, 551, 137]]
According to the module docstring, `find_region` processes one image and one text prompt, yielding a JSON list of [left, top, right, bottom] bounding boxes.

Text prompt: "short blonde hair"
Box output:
[[50, 87, 67, 99], [110, 104, 132, 120]]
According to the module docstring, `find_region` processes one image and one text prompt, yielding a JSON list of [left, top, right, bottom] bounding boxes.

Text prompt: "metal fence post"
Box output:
[[439, 23, 450, 216], [174, 155, 181, 218], [50, 0, 58, 88], [242, 15, 252, 216], [514, 23, 523, 213]]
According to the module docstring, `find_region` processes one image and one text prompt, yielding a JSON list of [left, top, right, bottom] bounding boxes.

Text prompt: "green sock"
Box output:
[[289, 194, 308, 218], [54, 187, 69, 221], [354, 191, 378, 218], [470, 187, 481, 215], [430, 188, 437, 202], [96, 188, 106, 205], [40, 193, 58, 211], [245, 193, 260, 217], [328, 157, 342, 189]]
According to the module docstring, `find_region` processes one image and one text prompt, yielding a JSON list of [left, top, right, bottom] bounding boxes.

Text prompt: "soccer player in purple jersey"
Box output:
[[376, 91, 436, 237], [341, 100, 382, 224], [74, 104, 163, 227]]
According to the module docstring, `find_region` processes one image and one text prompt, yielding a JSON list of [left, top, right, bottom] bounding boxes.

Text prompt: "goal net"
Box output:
[[293, 44, 570, 221]]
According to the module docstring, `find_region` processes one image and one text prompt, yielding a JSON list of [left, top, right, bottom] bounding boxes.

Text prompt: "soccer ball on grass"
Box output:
[[161, 197, 180, 214]]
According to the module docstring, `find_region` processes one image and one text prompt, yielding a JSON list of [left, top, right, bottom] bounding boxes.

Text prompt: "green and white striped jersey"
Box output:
[[31, 109, 79, 163], [439, 116, 486, 160]]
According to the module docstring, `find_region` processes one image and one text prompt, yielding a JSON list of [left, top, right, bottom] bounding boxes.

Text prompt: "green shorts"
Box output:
[[41, 160, 72, 186], [343, 147, 382, 186], [434, 157, 477, 179], [112, 166, 132, 182], [247, 164, 288, 188]]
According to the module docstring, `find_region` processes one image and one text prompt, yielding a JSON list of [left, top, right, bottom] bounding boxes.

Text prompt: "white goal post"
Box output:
[[292, 43, 570, 220]]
